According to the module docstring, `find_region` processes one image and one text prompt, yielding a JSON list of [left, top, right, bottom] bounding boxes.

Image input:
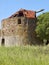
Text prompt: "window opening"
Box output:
[[18, 19, 21, 24], [18, 12, 24, 17]]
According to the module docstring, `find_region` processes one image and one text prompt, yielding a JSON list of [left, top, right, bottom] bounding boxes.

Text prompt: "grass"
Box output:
[[0, 45, 49, 65]]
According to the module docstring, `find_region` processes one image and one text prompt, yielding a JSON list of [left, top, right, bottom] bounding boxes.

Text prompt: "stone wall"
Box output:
[[1, 16, 37, 46], [1, 17, 29, 46], [2, 17, 27, 36], [0, 8, 43, 46]]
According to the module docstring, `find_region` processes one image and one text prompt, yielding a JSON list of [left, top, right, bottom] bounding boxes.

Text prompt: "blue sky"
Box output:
[[0, 0, 49, 28]]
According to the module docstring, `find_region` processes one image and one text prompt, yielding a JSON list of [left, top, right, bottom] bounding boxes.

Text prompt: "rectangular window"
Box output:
[[18, 19, 21, 24]]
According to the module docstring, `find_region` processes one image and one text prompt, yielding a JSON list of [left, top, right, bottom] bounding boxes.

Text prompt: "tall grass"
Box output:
[[0, 45, 49, 65]]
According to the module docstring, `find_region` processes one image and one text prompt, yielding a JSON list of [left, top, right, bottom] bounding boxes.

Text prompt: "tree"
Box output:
[[35, 12, 49, 41]]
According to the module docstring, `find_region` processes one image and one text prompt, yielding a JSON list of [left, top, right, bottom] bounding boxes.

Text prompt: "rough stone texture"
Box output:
[[0, 30, 1, 36], [0, 9, 42, 46], [2, 17, 37, 46]]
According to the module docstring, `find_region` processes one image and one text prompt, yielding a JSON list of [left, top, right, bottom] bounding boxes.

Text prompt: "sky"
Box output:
[[0, 0, 49, 28]]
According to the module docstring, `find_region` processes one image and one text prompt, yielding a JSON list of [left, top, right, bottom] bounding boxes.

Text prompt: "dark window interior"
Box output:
[[13, 11, 24, 17], [18, 12, 24, 17], [18, 19, 21, 24], [1, 38, 5, 46]]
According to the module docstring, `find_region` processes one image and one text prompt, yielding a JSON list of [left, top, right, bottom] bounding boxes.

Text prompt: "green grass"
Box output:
[[0, 45, 49, 65]]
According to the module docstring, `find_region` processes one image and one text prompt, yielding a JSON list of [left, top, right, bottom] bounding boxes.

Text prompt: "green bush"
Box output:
[[35, 12, 49, 41]]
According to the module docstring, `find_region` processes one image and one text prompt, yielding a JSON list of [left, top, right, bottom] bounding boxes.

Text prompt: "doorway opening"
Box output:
[[1, 38, 5, 46]]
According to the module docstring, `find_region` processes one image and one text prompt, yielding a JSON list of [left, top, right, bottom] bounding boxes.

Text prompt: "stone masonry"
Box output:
[[0, 9, 40, 46]]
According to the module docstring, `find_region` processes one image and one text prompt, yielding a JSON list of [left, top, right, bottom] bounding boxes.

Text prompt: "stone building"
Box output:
[[0, 9, 39, 46]]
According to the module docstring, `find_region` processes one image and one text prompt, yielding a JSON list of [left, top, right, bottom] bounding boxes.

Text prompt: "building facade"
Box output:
[[0, 9, 39, 46]]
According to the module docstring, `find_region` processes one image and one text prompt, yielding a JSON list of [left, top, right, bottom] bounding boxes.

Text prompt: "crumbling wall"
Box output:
[[1, 17, 30, 46], [1, 16, 38, 46]]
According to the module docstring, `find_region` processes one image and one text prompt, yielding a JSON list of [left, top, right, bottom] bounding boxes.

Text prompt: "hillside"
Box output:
[[0, 46, 49, 65]]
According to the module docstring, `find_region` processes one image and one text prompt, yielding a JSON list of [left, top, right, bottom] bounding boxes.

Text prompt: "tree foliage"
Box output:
[[35, 12, 49, 40]]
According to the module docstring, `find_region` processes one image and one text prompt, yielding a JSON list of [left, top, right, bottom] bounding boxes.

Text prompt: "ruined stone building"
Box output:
[[0, 9, 40, 46]]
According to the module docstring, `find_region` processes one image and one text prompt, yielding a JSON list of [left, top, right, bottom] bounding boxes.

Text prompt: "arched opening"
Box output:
[[1, 38, 5, 46]]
